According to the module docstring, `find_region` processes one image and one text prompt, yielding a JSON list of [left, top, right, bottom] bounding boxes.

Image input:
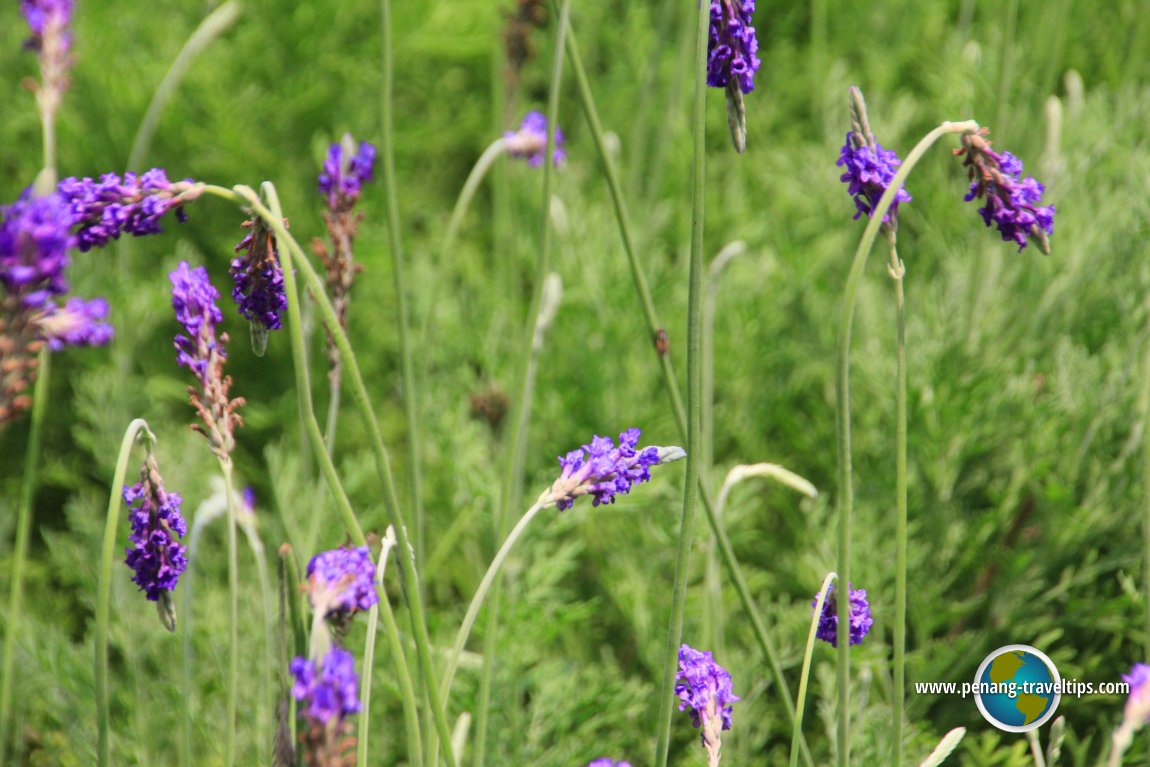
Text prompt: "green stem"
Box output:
[[791, 572, 838, 767], [834, 119, 979, 767], [557, 20, 812, 765], [652, 0, 707, 763], [442, 138, 508, 269], [219, 457, 239, 767], [439, 502, 547, 703], [888, 231, 907, 767], [0, 350, 51, 765], [1142, 307, 1150, 660], [257, 184, 424, 766], [95, 417, 155, 767], [380, 0, 425, 582], [236, 183, 456, 767], [474, 6, 568, 766]]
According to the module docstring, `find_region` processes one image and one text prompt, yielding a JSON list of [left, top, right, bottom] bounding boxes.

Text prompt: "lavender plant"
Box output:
[[675, 644, 739, 767], [231, 214, 287, 355], [706, 0, 761, 152]]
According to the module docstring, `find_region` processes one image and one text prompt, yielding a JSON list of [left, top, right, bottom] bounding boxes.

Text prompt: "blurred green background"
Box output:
[[1, 0, 1149, 764]]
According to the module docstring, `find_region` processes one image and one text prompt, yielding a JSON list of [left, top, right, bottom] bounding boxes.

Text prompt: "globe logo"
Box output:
[[973, 645, 1061, 732]]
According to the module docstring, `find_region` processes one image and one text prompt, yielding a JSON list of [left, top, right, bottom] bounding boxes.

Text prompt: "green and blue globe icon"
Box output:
[[974, 645, 1061, 732]]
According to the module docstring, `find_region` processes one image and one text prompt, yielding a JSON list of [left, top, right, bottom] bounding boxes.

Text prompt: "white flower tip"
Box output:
[[655, 446, 687, 465]]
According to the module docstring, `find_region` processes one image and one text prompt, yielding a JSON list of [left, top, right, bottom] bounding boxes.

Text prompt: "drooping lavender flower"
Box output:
[[170, 262, 243, 458], [543, 428, 683, 511], [707, 0, 761, 94], [123, 452, 187, 611], [837, 133, 912, 223], [57, 169, 202, 252], [1, 191, 112, 425], [305, 546, 379, 617], [955, 130, 1055, 253], [675, 644, 739, 765], [318, 136, 377, 213], [813, 582, 874, 647], [231, 216, 287, 344], [290, 648, 361, 724], [504, 111, 565, 168], [587, 760, 633, 767]]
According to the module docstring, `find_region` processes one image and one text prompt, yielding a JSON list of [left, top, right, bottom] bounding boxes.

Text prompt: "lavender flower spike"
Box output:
[[542, 428, 684, 511], [123, 451, 187, 630], [290, 647, 360, 764], [22, 0, 74, 126], [305, 546, 379, 617], [318, 135, 378, 213], [813, 582, 874, 647], [504, 111, 565, 168], [707, 0, 761, 95], [170, 262, 244, 458], [837, 133, 912, 224], [230, 215, 287, 347], [1112, 663, 1150, 763], [675, 644, 739, 766], [57, 169, 202, 251], [955, 130, 1055, 254]]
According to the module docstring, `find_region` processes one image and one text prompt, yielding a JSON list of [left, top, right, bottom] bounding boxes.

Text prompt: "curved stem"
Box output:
[[242, 183, 456, 767], [791, 572, 838, 767], [652, 0, 707, 763], [379, 0, 425, 584], [834, 119, 978, 767], [441, 138, 508, 267], [557, 21, 812, 766], [439, 502, 547, 705], [95, 417, 155, 767], [474, 6, 568, 766], [887, 231, 908, 767], [0, 350, 50, 764]]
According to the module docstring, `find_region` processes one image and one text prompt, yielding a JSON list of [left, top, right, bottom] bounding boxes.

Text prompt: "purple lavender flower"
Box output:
[[306, 546, 379, 616], [707, 0, 761, 94], [230, 217, 286, 334], [39, 296, 113, 350], [813, 583, 874, 647], [1123, 663, 1150, 725], [170, 262, 243, 457], [587, 760, 633, 767], [504, 111, 565, 168], [837, 132, 912, 223], [21, 0, 74, 51], [123, 458, 188, 602], [290, 647, 361, 725], [675, 644, 739, 731], [545, 428, 676, 511], [57, 169, 201, 252], [0, 191, 73, 308], [318, 136, 377, 212], [956, 131, 1055, 253]]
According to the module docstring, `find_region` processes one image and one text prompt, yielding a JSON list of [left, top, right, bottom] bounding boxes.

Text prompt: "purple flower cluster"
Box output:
[[306, 546, 379, 616], [504, 111, 565, 168], [1, 191, 74, 309], [123, 467, 188, 602], [21, 0, 73, 52], [57, 169, 199, 252], [39, 297, 113, 350], [707, 0, 761, 94], [230, 218, 286, 333], [587, 760, 633, 767], [546, 428, 662, 511], [837, 132, 912, 223], [290, 647, 361, 726], [1124, 663, 1150, 725], [318, 137, 378, 213], [957, 132, 1055, 253], [813, 583, 874, 647], [675, 644, 739, 732], [171, 262, 225, 387]]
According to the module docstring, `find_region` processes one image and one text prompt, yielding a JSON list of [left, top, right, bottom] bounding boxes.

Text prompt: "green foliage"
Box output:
[[2, 0, 1149, 765]]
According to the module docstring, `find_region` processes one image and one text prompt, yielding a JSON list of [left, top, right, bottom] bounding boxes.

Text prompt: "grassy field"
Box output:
[[1, 0, 1149, 765]]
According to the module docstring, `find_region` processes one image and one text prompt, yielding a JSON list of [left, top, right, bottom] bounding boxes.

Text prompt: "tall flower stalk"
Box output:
[[653, 0, 709, 763], [833, 115, 979, 767], [554, 14, 809, 763]]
